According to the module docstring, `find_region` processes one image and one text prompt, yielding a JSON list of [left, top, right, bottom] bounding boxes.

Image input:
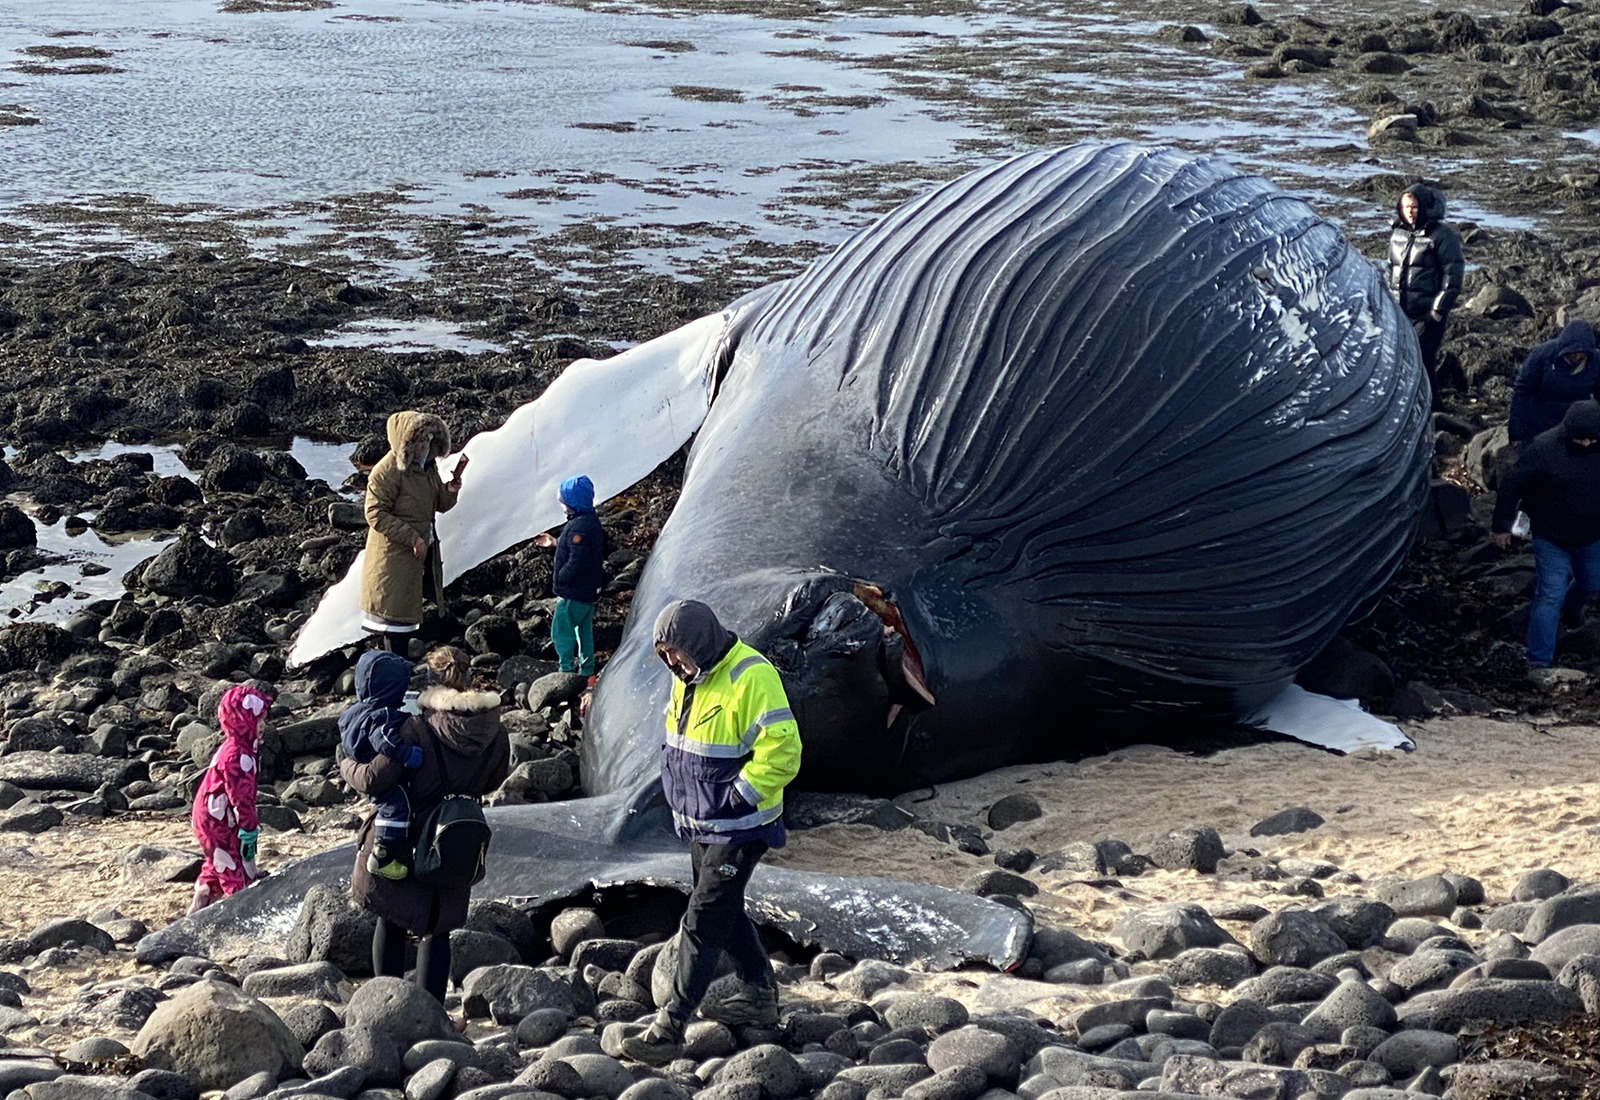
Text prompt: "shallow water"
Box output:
[[0, 437, 358, 621], [0, 518, 172, 626], [69, 437, 357, 489], [307, 318, 506, 355], [0, 0, 1517, 278]]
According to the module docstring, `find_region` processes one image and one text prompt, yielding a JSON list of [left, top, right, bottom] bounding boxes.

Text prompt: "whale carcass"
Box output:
[[170, 144, 1428, 968]]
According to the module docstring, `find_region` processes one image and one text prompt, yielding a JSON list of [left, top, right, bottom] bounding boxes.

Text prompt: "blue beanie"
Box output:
[[559, 475, 595, 512]]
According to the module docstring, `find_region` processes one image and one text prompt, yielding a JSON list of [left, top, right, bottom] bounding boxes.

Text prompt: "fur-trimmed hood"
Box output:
[[386, 410, 452, 471], [417, 684, 503, 759], [417, 685, 501, 713]]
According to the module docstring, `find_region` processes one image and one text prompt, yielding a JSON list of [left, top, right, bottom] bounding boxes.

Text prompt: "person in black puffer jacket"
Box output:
[[1492, 399, 1600, 677], [1386, 182, 1464, 406], [534, 474, 607, 678]]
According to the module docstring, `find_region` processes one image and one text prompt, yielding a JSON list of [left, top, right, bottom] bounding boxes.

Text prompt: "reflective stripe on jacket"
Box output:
[[660, 640, 801, 843]]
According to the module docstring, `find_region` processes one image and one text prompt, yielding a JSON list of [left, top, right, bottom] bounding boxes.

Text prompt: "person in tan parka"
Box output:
[[360, 411, 467, 651]]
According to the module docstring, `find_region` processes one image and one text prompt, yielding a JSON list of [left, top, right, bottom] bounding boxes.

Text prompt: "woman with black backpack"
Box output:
[[340, 645, 509, 1004]]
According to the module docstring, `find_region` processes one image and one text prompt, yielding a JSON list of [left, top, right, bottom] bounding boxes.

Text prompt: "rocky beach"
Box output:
[[6, 0, 1600, 1098]]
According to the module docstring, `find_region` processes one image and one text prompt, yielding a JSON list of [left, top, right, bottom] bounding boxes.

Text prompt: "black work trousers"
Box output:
[[373, 916, 451, 1005], [1412, 313, 1448, 407], [667, 840, 770, 1025]]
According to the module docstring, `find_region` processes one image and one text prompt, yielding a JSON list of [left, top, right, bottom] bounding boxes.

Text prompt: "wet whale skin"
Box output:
[[587, 143, 1431, 796]]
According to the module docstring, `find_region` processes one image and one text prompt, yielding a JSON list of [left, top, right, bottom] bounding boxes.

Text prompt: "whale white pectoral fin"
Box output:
[[1243, 683, 1414, 754], [287, 306, 746, 667]]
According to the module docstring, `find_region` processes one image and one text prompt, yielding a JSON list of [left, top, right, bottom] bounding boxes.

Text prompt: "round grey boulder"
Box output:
[[986, 793, 1043, 831], [883, 994, 969, 1034], [131, 980, 302, 1091], [1512, 868, 1570, 903], [1249, 807, 1324, 837], [1164, 946, 1256, 987], [561, 1052, 635, 1100], [1249, 909, 1345, 967], [550, 908, 607, 957], [302, 1024, 403, 1087], [345, 975, 455, 1047], [924, 1025, 1021, 1083], [1530, 924, 1600, 972], [1368, 1030, 1458, 1077], [516, 1007, 571, 1049], [1113, 903, 1236, 961], [715, 1044, 805, 1100], [1208, 998, 1273, 1052], [1237, 966, 1336, 1006], [1374, 875, 1457, 918], [1301, 976, 1397, 1039]]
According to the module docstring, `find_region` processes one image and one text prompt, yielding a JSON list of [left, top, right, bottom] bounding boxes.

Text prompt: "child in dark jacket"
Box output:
[[339, 649, 423, 880], [534, 474, 607, 678]]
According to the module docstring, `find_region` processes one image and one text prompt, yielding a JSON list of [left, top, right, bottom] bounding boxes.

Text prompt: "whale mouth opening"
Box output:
[[850, 581, 935, 725], [753, 573, 935, 742]]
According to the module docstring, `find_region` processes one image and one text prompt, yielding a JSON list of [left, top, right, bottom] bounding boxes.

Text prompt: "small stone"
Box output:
[[1376, 875, 1458, 918], [924, 1025, 1021, 1082], [1147, 825, 1224, 873], [1073, 1023, 1132, 1051], [515, 1006, 570, 1048], [1042, 959, 1103, 985], [986, 793, 1042, 831], [1368, 1030, 1459, 1077], [1208, 998, 1275, 1052], [992, 848, 1035, 873], [461, 965, 576, 1023], [1249, 909, 1346, 967], [714, 1044, 806, 1100], [1513, 868, 1570, 902], [1113, 904, 1236, 961], [960, 870, 1037, 898], [550, 909, 607, 957], [884, 994, 969, 1034], [1301, 976, 1398, 1039], [1249, 808, 1324, 837]]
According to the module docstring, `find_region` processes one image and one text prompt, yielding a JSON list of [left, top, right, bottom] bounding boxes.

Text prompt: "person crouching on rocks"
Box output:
[[1509, 320, 1600, 447], [621, 600, 802, 1065], [188, 685, 272, 914], [340, 645, 509, 1004], [533, 474, 606, 682], [1492, 399, 1600, 684], [360, 410, 468, 654], [1386, 182, 1464, 407], [339, 650, 424, 880]]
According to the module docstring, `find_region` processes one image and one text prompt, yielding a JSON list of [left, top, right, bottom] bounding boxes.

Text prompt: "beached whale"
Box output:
[[160, 144, 1427, 969]]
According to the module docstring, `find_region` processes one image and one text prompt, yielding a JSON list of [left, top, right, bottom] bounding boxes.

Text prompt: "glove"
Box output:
[[237, 828, 258, 864], [402, 745, 424, 769]]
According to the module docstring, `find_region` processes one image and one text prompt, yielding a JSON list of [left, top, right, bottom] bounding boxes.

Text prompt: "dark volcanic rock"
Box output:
[[0, 504, 36, 550], [140, 533, 234, 600]]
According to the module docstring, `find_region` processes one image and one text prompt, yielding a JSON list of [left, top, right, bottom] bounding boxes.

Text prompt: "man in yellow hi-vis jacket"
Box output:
[[621, 599, 802, 1065]]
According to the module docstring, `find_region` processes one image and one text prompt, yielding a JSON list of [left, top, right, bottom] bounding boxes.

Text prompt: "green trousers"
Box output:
[[552, 597, 596, 676]]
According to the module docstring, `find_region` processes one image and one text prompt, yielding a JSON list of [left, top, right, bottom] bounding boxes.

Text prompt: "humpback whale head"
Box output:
[[583, 141, 1429, 800]]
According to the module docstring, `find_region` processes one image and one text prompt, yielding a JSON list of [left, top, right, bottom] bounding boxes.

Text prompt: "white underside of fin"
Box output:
[[1243, 683, 1414, 754], [288, 309, 734, 667]]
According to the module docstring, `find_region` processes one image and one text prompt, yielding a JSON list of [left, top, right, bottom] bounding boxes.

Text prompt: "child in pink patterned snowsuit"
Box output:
[[188, 685, 271, 913]]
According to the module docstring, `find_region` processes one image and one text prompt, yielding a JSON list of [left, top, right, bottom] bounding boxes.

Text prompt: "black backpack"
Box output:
[[410, 795, 492, 888]]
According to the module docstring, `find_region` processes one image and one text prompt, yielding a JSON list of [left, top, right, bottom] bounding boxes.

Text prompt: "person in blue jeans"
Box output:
[[1492, 399, 1600, 682], [534, 475, 607, 678]]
